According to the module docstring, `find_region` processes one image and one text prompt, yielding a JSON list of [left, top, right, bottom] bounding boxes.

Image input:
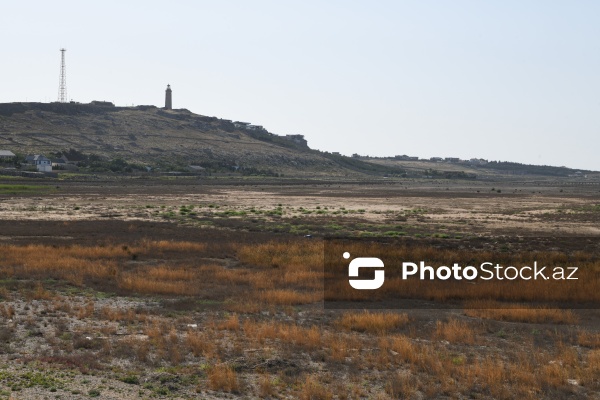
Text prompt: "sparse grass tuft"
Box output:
[[434, 318, 475, 344], [208, 364, 239, 393], [337, 311, 409, 335], [465, 301, 578, 324]]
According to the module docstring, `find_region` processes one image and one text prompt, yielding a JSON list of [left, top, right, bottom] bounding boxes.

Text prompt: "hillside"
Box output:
[[0, 102, 386, 177], [0, 102, 595, 180]]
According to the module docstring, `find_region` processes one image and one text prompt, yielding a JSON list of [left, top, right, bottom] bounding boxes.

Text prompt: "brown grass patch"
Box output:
[[118, 273, 197, 295], [259, 289, 320, 305], [299, 375, 333, 400], [434, 318, 475, 344], [577, 330, 600, 348], [465, 301, 578, 324], [186, 330, 217, 359], [336, 311, 409, 335], [258, 374, 275, 397], [139, 240, 207, 253], [243, 320, 321, 350], [217, 314, 240, 331], [325, 241, 600, 304], [208, 364, 239, 393]]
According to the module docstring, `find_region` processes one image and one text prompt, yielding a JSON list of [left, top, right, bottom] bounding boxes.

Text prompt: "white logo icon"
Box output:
[[345, 252, 385, 290]]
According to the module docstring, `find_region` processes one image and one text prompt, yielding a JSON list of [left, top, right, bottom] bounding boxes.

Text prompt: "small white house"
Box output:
[[27, 154, 53, 172]]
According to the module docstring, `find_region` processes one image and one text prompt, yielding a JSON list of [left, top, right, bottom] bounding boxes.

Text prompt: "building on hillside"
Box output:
[[284, 134, 308, 147], [469, 158, 488, 165], [394, 155, 419, 161], [0, 150, 16, 160], [445, 157, 461, 162], [25, 154, 53, 172], [430, 157, 443, 162], [52, 156, 78, 170], [233, 121, 251, 128], [90, 101, 115, 107], [165, 84, 172, 110]]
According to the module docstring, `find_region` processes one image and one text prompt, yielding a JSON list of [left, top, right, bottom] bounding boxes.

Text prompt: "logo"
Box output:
[[345, 252, 385, 290]]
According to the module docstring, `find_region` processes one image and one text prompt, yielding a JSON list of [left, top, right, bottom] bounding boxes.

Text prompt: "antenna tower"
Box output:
[[58, 48, 68, 102]]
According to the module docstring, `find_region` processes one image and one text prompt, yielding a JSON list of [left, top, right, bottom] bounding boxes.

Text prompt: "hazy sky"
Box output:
[[2, 1, 599, 170]]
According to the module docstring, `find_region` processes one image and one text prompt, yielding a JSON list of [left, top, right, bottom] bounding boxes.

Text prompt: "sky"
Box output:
[[1, 1, 599, 170]]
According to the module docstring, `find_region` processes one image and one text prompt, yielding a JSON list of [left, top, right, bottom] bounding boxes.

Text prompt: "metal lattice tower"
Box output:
[[58, 48, 68, 103]]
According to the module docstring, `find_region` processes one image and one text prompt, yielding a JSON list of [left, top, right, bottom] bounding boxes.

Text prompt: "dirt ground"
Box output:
[[0, 177, 598, 399]]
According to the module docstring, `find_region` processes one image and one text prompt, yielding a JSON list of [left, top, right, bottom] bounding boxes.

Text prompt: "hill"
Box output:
[[0, 102, 595, 180], [0, 102, 389, 177]]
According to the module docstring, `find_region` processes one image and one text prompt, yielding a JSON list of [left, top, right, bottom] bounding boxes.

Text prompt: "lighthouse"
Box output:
[[165, 84, 172, 110]]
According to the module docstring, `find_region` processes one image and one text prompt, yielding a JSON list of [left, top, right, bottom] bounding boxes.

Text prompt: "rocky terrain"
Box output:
[[0, 102, 357, 176]]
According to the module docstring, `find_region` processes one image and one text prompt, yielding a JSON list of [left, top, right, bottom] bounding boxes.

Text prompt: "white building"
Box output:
[[27, 154, 53, 172], [0, 150, 16, 160]]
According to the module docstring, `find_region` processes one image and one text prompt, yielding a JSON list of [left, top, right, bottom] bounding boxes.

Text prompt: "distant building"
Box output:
[[187, 165, 206, 173], [430, 157, 443, 162], [233, 121, 251, 128], [445, 157, 460, 162], [52, 158, 66, 167], [51, 156, 77, 170], [469, 158, 488, 165], [394, 155, 419, 161], [0, 150, 15, 160], [246, 125, 263, 131], [26, 154, 52, 172], [165, 84, 172, 110], [284, 134, 308, 147], [90, 100, 115, 107]]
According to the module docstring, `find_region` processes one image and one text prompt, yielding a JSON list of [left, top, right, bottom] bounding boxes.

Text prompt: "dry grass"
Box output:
[[99, 306, 146, 323], [299, 375, 333, 400], [434, 318, 476, 344], [118, 272, 196, 295], [0, 304, 15, 319], [243, 320, 322, 350], [258, 374, 275, 397], [217, 314, 240, 331], [142, 266, 196, 281], [384, 372, 417, 399], [28, 284, 54, 300], [186, 330, 216, 359], [1, 237, 598, 397], [237, 241, 322, 269], [336, 311, 409, 335], [207, 364, 239, 393], [76, 301, 95, 319], [577, 330, 600, 348], [138, 239, 207, 253], [465, 301, 578, 324], [258, 289, 320, 305], [325, 241, 600, 304]]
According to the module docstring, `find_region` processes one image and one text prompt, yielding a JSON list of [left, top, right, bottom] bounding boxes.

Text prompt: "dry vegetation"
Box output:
[[0, 237, 597, 399], [325, 241, 600, 304], [0, 179, 598, 398]]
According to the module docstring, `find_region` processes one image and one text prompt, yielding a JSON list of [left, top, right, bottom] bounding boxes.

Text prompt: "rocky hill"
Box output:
[[0, 102, 595, 179], [0, 102, 396, 176]]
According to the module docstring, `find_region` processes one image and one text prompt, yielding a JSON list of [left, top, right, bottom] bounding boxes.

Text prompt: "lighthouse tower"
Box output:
[[165, 84, 172, 110]]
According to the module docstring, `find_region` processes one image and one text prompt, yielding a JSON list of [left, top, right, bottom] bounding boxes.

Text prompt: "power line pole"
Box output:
[[58, 48, 68, 103]]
